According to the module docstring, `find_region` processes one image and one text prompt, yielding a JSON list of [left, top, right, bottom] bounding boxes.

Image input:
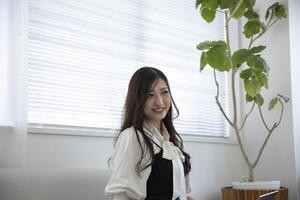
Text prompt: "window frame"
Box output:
[[25, 1, 241, 144]]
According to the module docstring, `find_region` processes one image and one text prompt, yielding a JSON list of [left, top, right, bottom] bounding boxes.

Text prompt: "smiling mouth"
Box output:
[[152, 107, 165, 113]]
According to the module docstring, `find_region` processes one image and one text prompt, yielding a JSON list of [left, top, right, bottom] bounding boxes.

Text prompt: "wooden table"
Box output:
[[222, 187, 288, 200]]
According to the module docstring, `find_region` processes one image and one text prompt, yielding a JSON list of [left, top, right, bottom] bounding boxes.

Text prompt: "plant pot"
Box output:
[[222, 186, 288, 200], [232, 181, 280, 190]]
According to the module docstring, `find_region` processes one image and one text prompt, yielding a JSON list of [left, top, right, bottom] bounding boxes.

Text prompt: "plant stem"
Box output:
[[234, 126, 252, 173], [225, 11, 236, 125], [253, 125, 276, 169], [248, 165, 254, 182], [239, 102, 255, 131], [225, 11, 232, 56], [277, 99, 284, 125], [248, 18, 279, 48], [213, 69, 233, 126], [258, 105, 271, 132], [225, 10, 253, 181], [253, 99, 285, 168]]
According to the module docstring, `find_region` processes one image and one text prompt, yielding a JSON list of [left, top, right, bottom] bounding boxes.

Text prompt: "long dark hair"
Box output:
[[115, 67, 191, 175]]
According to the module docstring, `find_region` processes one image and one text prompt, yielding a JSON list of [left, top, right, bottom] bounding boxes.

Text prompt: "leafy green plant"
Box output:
[[196, 0, 289, 182]]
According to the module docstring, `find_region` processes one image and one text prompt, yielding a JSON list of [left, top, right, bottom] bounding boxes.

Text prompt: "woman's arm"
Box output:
[[113, 193, 131, 200], [105, 128, 151, 200], [185, 173, 194, 200], [185, 174, 192, 194]]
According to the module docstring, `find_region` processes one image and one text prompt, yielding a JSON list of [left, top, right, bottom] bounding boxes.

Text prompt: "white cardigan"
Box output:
[[105, 122, 191, 200]]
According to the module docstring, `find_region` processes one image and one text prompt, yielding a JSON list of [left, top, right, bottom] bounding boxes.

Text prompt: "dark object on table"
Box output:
[[258, 191, 278, 200]]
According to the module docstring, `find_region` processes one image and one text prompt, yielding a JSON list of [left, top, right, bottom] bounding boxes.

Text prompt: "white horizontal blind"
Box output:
[[28, 0, 229, 137]]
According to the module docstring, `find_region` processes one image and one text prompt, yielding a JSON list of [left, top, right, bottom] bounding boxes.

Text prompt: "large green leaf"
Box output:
[[200, 52, 208, 71], [254, 94, 264, 106], [257, 72, 268, 88], [201, 6, 216, 23], [232, 49, 252, 66], [240, 69, 252, 79], [249, 45, 266, 53], [202, 0, 218, 10], [209, 40, 227, 47], [220, 0, 236, 9], [196, 40, 226, 50], [195, 0, 203, 9], [268, 97, 278, 110], [231, 2, 246, 19], [197, 41, 211, 50], [244, 8, 259, 19], [244, 79, 256, 97], [266, 2, 286, 20], [243, 19, 261, 38], [244, 0, 256, 8], [246, 94, 254, 102], [207, 46, 231, 72], [244, 77, 262, 97], [265, 2, 278, 20], [274, 4, 287, 18], [247, 55, 268, 72]]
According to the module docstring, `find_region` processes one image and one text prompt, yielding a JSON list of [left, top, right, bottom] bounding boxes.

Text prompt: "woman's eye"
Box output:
[[148, 93, 155, 97], [162, 90, 169, 95]]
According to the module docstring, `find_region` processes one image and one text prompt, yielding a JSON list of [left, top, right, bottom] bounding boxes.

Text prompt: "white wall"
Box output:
[[242, 0, 298, 199], [26, 133, 246, 200], [2, 0, 299, 199], [22, 5, 248, 200], [289, 0, 300, 199]]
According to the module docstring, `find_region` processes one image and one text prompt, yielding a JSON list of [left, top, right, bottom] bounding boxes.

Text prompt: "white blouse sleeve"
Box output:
[[105, 127, 152, 200], [185, 173, 192, 195]]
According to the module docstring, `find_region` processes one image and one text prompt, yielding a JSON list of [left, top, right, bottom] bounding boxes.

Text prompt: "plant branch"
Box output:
[[234, 126, 253, 167], [265, 11, 275, 28], [231, 54, 237, 126], [258, 105, 271, 132], [248, 36, 254, 49], [239, 101, 255, 131], [225, 11, 232, 55], [252, 124, 276, 168], [277, 99, 284, 126], [224, 8, 252, 170], [213, 69, 233, 127], [266, 18, 280, 33], [253, 99, 285, 168], [248, 18, 279, 48], [224, 11, 237, 126]]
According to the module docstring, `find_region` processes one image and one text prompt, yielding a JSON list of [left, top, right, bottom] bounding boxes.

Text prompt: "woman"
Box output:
[[105, 67, 193, 200]]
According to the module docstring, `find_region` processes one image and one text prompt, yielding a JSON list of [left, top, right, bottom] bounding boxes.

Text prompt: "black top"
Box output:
[[144, 134, 188, 200], [145, 149, 173, 200]]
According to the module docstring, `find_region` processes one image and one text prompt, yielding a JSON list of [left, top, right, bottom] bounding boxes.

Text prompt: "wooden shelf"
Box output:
[[222, 187, 288, 200]]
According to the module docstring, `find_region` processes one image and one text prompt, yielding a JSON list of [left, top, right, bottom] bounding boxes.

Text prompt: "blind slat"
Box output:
[[28, 0, 229, 136]]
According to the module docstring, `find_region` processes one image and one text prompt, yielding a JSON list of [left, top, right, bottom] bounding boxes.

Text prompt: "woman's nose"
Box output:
[[155, 95, 164, 106]]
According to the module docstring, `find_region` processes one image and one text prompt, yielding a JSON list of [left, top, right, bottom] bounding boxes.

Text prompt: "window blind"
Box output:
[[28, 0, 229, 137]]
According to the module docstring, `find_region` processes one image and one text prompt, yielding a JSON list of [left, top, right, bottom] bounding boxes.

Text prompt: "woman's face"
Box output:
[[144, 79, 171, 126]]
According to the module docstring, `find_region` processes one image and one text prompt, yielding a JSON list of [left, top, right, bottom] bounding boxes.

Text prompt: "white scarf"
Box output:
[[144, 122, 185, 162]]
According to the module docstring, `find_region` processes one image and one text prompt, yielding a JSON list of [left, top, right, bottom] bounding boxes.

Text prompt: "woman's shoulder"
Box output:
[[119, 126, 137, 137], [117, 126, 143, 144], [121, 126, 135, 133], [114, 127, 147, 155]]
